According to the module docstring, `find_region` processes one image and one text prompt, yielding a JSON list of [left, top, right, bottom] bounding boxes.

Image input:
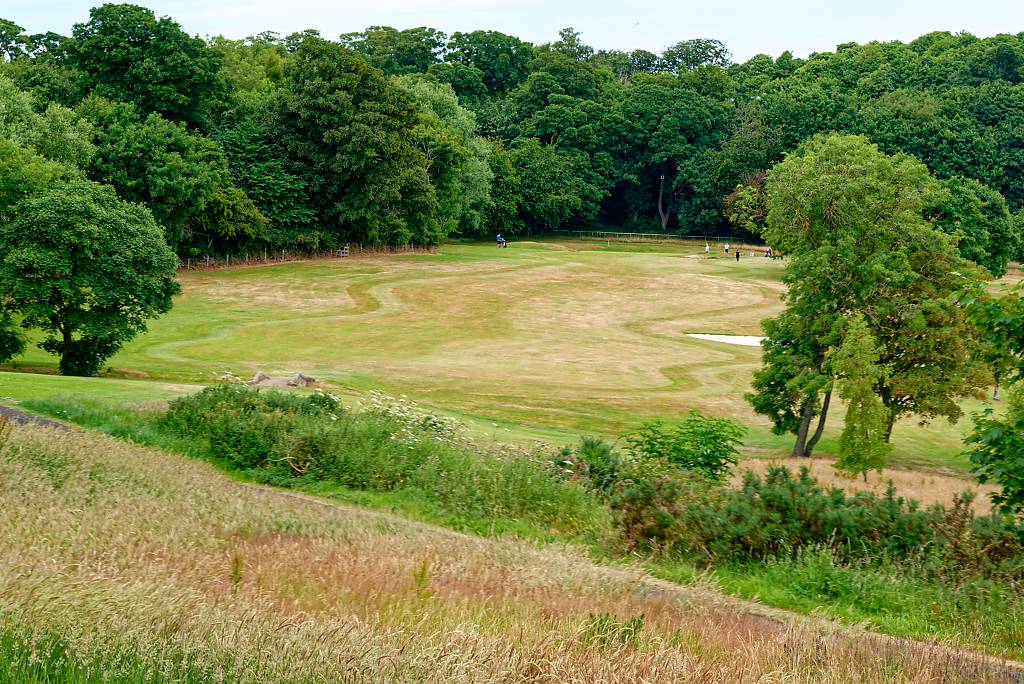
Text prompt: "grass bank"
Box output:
[[16, 389, 1024, 663], [0, 422, 1014, 682]]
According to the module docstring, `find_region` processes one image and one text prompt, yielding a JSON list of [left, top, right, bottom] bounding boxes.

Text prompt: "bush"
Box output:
[[160, 385, 606, 535], [967, 384, 1024, 516], [565, 436, 624, 495], [624, 411, 744, 480], [610, 464, 692, 552], [666, 466, 1023, 581]]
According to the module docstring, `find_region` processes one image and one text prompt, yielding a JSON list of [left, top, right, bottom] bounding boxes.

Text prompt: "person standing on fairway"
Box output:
[[705, 243, 710, 256], [735, 249, 740, 262], [724, 243, 730, 254]]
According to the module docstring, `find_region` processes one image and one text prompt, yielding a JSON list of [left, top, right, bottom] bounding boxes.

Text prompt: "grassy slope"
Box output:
[[0, 424, 1010, 683], [1, 241, 994, 471]]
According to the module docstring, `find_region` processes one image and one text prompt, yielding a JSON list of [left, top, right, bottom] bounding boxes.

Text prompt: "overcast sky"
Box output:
[[9, 0, 1024, 62]]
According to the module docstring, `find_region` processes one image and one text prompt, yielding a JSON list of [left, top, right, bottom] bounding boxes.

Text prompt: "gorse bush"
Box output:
[[160, 385, 604, 534], [562, 434, 1023, 582], [564, 435, 624, 496], [655, 466, 1023, 581]]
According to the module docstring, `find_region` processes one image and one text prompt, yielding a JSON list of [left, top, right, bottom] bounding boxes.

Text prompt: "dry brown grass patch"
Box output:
[[734, 457, 998, 513]]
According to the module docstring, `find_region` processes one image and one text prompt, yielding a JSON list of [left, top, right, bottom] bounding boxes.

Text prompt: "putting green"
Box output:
[[1, 240, 992, 470]]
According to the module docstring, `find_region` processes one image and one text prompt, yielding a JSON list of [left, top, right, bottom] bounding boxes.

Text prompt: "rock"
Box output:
[[248, 371, 271, 386], [287, 372, 315, 387]]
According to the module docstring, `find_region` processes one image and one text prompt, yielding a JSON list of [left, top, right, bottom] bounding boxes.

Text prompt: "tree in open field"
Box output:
[[749, 133, 988, 456], [0, 179, 179, 375], [831, 314, 891, 480], [0, 137, 77, 364]]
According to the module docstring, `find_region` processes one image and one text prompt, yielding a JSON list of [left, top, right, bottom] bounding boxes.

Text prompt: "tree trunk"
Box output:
[[657, 174, 669, 231], [994, 385, 1000, 401], [804, 387, 832, 457], [883, 411, 896, 443], [792, 394, 816, 457]]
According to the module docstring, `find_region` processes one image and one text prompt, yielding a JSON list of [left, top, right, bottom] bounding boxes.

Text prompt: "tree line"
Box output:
[[1, 7, 1023, 261]]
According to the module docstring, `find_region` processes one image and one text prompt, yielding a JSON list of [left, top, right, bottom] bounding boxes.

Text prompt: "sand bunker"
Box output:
[[687, 334, 765, 347]]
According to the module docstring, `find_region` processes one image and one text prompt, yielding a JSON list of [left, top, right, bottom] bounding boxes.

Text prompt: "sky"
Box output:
[[8, 0, 1024, 62]]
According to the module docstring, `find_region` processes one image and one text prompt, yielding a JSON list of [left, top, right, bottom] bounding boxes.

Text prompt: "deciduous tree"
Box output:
[[280, 36, 439, 245], [831, 314, 891, 479], [750, 134, 988, 454], [68, 3, 226, 129], [0, 179, 179, 375]]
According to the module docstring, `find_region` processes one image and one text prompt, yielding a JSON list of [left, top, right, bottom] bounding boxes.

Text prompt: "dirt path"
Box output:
[[3, 406, 1023, 682], [0, 403, 70, 430]]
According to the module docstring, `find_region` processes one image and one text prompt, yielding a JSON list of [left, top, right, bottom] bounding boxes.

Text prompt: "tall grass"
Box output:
[[0, 425, 1014, 682], [20, 390, 1024, 661]]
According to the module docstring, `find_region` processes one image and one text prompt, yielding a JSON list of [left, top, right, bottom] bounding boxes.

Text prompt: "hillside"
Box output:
[[0, 421, 1018, 683]]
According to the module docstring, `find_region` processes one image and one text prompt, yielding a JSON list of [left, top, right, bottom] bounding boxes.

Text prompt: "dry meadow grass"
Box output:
[[1, 424, 1018, 683], [734, 458, 1000, 513]]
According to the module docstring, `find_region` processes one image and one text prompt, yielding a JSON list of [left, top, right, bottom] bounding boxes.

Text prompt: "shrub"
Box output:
[[566, 436, 623, 495], [664, 466, 1024, 581], [677, 467, 938, 563], [608, 457, 707, 552], [160, 386, 606, 535], [967, 384, 1024, 517], [624, 411, 744, 480]]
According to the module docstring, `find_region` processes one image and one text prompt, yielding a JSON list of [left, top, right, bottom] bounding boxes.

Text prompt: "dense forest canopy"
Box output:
[[1, 6, 1023, 272]]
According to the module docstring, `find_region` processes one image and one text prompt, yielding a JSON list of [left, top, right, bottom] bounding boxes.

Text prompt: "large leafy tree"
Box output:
[[507, 138, 585, 233], [480, 143, 523, 236], [447, 30, 534, 94], [519, 94, 630, 221], [208, 33, 286, 103], [750, 134, 988, 455], [340, 26, 446, 75], [619, 82, 723, 231], [394, 75, 493, 236], [67, 3, 226, 129], [215, 106, 317, 247], [661, 39, 731, 73], [425, 62, 488, 107], [931, 175, 1016, 278], [0, 75, 95, 168], [0, 179, 179, 375], [280, 36, 439, 245], [80, 97, 252, 251]]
